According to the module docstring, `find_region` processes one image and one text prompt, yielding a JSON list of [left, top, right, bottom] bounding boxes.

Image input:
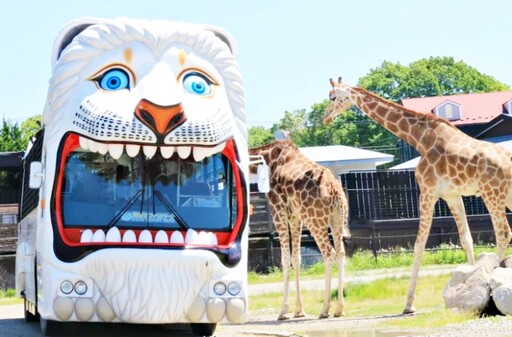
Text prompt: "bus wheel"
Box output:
[[190, 323, 217, 336], [40, 317, 59, 336], [23, 298, 39, 322]]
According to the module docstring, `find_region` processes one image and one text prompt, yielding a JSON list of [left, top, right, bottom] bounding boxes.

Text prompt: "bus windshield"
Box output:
[[60, 150, 238, 232]]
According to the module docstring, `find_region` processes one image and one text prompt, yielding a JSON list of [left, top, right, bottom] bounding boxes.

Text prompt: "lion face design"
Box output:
[[40, 18, 248, 256], [44, 18, 245, 161]]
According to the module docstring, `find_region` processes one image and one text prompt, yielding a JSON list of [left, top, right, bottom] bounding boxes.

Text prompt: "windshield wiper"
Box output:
[[106, 189, 143, 229], [154, 190, 190, 230]]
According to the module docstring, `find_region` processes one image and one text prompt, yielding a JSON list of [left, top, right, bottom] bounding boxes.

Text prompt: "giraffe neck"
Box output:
[[350, 86, 457, 155]]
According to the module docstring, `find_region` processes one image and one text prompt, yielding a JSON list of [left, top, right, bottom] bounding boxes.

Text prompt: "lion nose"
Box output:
[[135, 99, 187, 137]]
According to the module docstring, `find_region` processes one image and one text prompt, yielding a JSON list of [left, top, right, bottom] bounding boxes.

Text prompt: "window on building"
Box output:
[[434, 101, 461, 121]]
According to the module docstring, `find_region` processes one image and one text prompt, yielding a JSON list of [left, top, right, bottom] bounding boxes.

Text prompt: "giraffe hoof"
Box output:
[[402, 307, 416, 315], [334, 311, 346, 317], [294, 312, 306, 318], [318, 313, 330, 319], [277, 314, 290, 321]]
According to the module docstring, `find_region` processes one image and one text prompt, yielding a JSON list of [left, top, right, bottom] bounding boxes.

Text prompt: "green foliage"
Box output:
[[358, 56, 510, 103], [0, 288, 15, 298], [248, 125, 273, 148], [0, 119, 24, 152], [0, 115, 42, 152]]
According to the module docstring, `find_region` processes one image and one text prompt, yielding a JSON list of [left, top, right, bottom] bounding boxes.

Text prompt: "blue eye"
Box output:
[[99, 69, 130, 91], [183, 73, 212, 96]]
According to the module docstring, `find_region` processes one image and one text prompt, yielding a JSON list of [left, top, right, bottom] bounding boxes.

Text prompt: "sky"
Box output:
[[1, 0, 511, 128]]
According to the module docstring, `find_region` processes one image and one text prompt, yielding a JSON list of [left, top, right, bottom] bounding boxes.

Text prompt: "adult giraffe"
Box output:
[[249, 138, 351, 320], [324, 77, 512, 314]]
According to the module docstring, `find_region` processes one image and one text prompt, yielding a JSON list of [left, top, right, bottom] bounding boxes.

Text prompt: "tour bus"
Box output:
[[15, 17, 269, 336]]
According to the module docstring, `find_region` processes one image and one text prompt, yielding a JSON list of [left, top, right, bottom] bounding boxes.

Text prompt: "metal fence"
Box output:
[[0, 255, 15, 290]]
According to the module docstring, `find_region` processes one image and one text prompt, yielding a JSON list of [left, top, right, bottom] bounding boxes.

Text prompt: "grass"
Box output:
[[248, 245, 512, 284], [249, 273, 477, 329], [0, 288, 21, 306]]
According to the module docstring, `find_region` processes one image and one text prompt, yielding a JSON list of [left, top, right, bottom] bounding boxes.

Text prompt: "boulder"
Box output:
[[475, 252, 499, 274], [443, 264, 491, 313], [489, 267, 512, 316], [490, 267, 512, 290]]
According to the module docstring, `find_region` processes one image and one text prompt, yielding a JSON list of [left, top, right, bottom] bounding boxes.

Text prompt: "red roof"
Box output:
[[401, 91, 512, 126]]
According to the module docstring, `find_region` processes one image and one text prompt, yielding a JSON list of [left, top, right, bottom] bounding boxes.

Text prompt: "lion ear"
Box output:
[[51, 17, 104, 66], [201, 24, 239, 59]]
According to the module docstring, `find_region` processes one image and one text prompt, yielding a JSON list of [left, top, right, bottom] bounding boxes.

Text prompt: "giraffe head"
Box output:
[[324, 77, 354, 123]]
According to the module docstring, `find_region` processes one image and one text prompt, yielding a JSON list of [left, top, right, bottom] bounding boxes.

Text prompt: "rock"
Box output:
[[492, 285, 512, 315], [443, 264, 491, 313], [490, 267, 512, 290], [475, 252, 499, 274], [489, 267, 512, 316], [499, 255, 512, 268]]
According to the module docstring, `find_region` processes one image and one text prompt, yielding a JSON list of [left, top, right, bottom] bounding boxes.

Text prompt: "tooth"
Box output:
[[106, 227, 121, 242], [178, 146, 191, 159], [154, 230, 169, 243], [122, 230, 137, 243], [88, 139, 99, 153], [143, 145, 157, 158], [97, 142, 109, 155], [126, 144, 140, 157], [138, 229, 153, 243], [208, 232, 218, 245], [198, 231, 210, 244], [108, 144, 124, 159], [79, 137, 89, 150], [80, 229, 93, 243], [185, 228, 198, 244], [160, 146, 175, 159], [193, 147, 209, 162], [92, 229, 106, 242], [170, 231, 184, 244], [213, 142, 226, 154]]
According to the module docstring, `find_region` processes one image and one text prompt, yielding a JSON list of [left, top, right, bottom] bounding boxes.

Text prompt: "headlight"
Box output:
[[60, 280, 73, 294], [74, 280, 88, 295], [227, 282, 241, 296], [213, 281, 226, 296]]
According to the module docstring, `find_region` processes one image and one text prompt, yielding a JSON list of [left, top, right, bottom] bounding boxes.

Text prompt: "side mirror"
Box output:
[[257, 164, 270, 193], [29, 161, 43, 189]]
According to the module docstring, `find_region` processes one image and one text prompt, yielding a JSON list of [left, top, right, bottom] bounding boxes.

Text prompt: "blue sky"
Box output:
[[1, 0, 511, 127]]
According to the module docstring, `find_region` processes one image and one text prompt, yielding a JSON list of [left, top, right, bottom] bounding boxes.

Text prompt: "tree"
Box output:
[[0, 115, 42, 153], [20, 115, 42, 148], [248, 126, 273, 148], [0, 119, 24, 152], [358, 56, 510, 103]]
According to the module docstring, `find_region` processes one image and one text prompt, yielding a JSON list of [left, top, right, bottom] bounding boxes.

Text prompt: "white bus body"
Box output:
[[15, 17, 259, 336]]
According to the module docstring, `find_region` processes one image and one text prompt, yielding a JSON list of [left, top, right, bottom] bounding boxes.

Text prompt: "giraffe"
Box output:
[[249, 138, 351, 320], [324, 77, 512, 314]]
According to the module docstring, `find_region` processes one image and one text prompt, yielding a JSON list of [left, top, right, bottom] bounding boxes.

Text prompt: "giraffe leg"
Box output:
[[444, 196, 475, 265], [330, 211, 347, 317], [484, 194, 511, 261], [271, 210, 291, 321], [403, 192, 436, 314], [333, 234, 346, 317], [290, 217, 305, 318], [309, 218, 334, 319]]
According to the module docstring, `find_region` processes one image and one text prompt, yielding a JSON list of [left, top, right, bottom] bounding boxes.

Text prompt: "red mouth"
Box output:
[[52, 133, 246, 252]]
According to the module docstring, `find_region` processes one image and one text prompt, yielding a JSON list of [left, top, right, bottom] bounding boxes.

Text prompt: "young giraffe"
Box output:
[[324, 77, 512, 314], [249, 139, 351, 320]]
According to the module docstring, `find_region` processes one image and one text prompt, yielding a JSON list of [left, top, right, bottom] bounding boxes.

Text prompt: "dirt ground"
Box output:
[[217, 311, 512, 337], [2, 303, 512, 337]]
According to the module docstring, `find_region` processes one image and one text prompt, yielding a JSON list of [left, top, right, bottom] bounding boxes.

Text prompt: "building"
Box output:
[[393, 90, 512, 168]]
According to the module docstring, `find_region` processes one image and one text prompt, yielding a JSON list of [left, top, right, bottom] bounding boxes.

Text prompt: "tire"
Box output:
[[40, 317, 60, 336], [190, 323, 217, 336], [23, 298, 39, 322]]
